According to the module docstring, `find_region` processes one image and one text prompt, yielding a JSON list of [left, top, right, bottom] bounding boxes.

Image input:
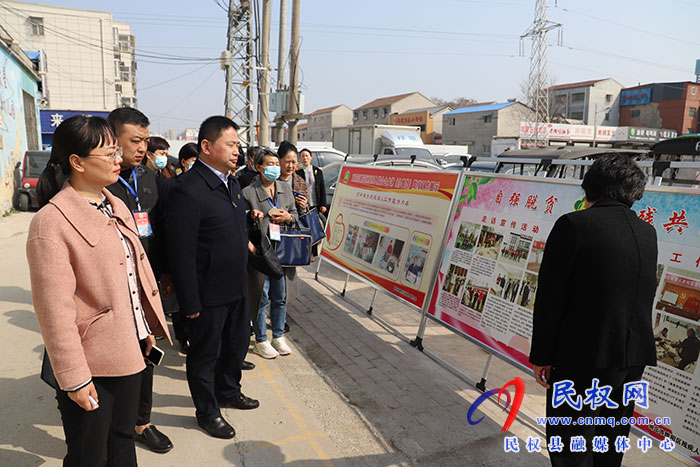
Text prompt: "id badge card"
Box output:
[[269, 223, 281, 241], [133, 211, 153, 238]]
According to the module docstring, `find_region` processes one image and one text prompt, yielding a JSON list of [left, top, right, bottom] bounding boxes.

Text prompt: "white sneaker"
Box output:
[[271, 337, 292, 356], [253, 340, 279, 359]]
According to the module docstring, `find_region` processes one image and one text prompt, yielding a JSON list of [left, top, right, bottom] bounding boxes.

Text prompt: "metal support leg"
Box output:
[[367, 289, 378, 315], [340, 273, 350, 297], [410, 312, 429, 351], [475, 354, 494, 392]]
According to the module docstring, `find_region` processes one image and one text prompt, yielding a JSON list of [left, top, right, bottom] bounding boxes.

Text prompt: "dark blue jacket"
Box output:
[[166, 159, 248, 316]]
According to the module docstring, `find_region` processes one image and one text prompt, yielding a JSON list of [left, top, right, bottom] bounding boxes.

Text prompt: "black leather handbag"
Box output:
[[248, 222, 284, 279]]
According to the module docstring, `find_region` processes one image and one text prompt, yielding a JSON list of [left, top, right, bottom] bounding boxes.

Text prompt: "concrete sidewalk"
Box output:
[[0, 211, 694, 466]]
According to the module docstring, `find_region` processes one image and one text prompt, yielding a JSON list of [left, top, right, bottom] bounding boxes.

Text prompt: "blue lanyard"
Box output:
[[267, 197, 277, 209], [118, 168, 141, 211]]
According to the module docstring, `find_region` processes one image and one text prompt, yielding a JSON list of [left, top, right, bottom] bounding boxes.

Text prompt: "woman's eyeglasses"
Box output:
[[88, 147, 123, 162]]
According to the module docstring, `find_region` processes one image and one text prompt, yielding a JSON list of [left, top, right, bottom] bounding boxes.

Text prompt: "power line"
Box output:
[[160, 67, 220, 117], [139, 63, 214, 90]]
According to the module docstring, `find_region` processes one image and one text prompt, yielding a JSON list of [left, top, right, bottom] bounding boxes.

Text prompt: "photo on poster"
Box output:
[[461, 275, 489, 313], [373, 236, 405, 276], [476, 226, 504, 260], [490, 263, 523, 303], [527, 240, 546, 273], [404, 244, 428, 287], [655, 267, 700, 322], [499, 233, 532, 268], [517, 272, 538, 310], [442, 263, 468, 298], [653, 313, 700, 375], [454, 221, 481, 253], [352, 228, 380, 264], [343, 224, 360, 255], [656, 264, 665, 288]]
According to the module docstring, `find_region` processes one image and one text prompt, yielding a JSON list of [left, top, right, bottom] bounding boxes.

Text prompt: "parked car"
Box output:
[[15, 150, 50, 211]]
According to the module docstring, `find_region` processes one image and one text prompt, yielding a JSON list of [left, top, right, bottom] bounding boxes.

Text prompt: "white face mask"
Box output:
[[153, 155, 168, 170]]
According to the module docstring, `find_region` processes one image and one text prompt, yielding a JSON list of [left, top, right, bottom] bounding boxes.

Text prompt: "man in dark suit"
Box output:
[[166, 116, 259, 439], [530, 154, 657, 467], [297, 148, 327, 214], [106, 107, 173, 454]]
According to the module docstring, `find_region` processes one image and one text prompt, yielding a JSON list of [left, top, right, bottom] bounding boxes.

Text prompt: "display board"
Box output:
[[321, 164, 461, 309], [427, 172, 700, 462]]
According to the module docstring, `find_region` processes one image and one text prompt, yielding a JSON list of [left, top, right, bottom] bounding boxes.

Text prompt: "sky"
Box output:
[[26, 0, 700, 135]]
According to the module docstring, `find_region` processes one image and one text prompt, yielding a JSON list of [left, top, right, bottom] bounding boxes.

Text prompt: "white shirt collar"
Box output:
[[199, 159, 228, 184]]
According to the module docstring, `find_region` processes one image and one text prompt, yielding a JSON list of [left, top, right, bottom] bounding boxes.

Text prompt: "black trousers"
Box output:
[[172, 310, 188, 345], [186, 297, 250, 421], [56, 372, 142, 467], [546, 366, 645, 467], [136, 363, 154, 426]]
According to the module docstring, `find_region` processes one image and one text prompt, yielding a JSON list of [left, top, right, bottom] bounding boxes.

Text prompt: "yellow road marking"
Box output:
[[258, 358, 334, 466], [238, 431, 328, 453]]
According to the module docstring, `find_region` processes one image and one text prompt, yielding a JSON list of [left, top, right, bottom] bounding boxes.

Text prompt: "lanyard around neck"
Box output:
[[118, 168, 141, 211]]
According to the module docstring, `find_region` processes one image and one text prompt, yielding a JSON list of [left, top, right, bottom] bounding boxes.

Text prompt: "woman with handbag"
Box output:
[[27, 115, 171, 466], [242, 148, 298, 359]]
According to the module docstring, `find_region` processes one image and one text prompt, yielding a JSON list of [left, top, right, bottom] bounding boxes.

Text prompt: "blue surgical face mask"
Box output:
[[263, 165, 280, 181], [153, 155, 168, 170]]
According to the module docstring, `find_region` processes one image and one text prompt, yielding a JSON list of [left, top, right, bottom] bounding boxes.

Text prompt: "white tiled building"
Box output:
[[0, 1, 137, 111]]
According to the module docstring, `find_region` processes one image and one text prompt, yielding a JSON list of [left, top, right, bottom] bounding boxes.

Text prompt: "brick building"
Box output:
[[618, 82, 700, 135], [353, 92, 434, 125]]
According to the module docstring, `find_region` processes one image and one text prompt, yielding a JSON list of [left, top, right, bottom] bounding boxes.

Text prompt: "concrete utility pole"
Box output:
[[520, 0, 562, 148], [287, 0, 300, 145], [258, 0, 271, 147], [223, 0, 254, 146], [273, 0, 288, 144]]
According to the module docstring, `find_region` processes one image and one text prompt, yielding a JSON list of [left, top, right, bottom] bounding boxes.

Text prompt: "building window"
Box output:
[[605, 94, 612, 103], [692, 87, 697, 95], [362, 110, 368, 120], [571, 92, 585, 103], [29, 17, 44, 36], [630, 109, 641, 118], [451, 118, 456, 126], [555, 95, 566, 104], [115, 84, 122, 93], [604, 112, 609, 121], [571, 111, 584, 120], [482, 144, 490, 153], [373, 109, 379, 118], [483, 114, 493, 123], [690, 107, 697, 118], [383, 107, 389, 117], [353, 112, 358, 121]]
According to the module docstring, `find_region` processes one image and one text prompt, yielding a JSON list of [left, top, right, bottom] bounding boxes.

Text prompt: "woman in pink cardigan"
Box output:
[[27, 115, 170, 466]]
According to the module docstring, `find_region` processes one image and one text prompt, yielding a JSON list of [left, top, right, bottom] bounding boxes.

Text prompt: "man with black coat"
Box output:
[[530, 154, 658, 467], [106, 107, 174, 454], [166, 116, 259, 440]]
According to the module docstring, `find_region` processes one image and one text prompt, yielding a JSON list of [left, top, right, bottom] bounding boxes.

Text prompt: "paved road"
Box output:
[[0, 212, 692, 466]]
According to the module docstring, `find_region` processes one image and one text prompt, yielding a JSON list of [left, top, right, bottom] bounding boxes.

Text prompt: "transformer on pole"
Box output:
[[520, 0, 562, 148], [224, 0, 255, 146]]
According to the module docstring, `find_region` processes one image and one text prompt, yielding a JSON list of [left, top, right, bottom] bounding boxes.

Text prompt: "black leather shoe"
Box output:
[[197, 416, 235, 439], [241, 360, 255, 371], [134, 425, 173, 453], [179, 340, 190, 355], [220, 394, 260, 410]]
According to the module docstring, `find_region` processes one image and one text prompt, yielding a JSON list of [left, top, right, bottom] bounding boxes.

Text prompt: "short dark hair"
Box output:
[[108, 106, 150, 135], [178, 142, 198, 161], [198, 116, 239, 153], [147, 136, 169, 153], [277, 140, 297, 159], [299, 148, 312, 158], [581, 154, 646, 207], [37, 116, 115, 207]]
